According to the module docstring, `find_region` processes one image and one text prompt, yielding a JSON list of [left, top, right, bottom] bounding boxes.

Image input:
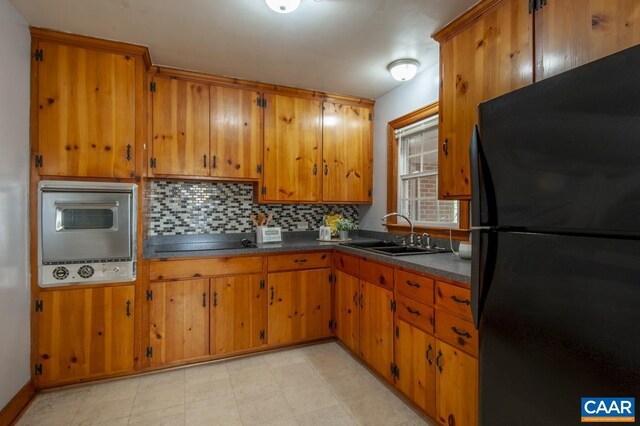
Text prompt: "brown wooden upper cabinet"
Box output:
[[535, 0, 640, 80], [263, 94, 323, 202], [35, 40, 138, 178], [434, 0, 534, 199], [322, 102, 373, 203]]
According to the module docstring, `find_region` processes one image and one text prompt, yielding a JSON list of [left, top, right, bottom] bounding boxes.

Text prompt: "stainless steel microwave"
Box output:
[[38, 180, 137, 287]]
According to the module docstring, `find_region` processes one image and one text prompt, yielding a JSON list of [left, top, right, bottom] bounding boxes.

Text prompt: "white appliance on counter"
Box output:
[[38, 180, 137, 287], [256, 226, 282, 243]]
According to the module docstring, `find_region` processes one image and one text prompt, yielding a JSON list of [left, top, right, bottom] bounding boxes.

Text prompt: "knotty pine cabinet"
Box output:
[[435, 0, 534, 199], [35, 285, 135, 386], [359, 279, 394, 381], [435, 340, 478, 426], [33, 39, 140, 178], [334, 270, 360, 354]]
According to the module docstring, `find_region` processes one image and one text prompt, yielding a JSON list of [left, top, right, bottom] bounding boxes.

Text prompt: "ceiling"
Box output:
[[10, 0, 477, 99]]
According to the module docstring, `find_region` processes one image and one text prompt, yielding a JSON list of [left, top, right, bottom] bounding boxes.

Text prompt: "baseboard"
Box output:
[[0, 380, 36, 426]]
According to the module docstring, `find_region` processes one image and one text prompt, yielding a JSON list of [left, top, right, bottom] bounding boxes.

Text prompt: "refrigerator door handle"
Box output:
[[470, 125, 496, 227], [471, 229, 498, 329]]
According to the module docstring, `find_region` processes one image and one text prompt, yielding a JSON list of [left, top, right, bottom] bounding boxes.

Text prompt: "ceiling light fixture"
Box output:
[[387, 59, 420, 81], [265, 0, 301, 14]]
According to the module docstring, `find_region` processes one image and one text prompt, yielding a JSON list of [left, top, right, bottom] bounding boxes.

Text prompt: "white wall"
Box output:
[[0, 0, 31, 409], [359, 63, 440, 231]]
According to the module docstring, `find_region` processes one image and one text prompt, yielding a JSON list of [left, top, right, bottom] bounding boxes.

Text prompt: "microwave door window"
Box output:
[[58, 208, 116, 231]]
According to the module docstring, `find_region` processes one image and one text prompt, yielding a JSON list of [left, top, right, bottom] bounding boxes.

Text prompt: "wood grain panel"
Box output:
[[0, 381, 35, 426], [359, 258, 394, 290], [210, 86, 263, 179], [210, 274, 265, 354], [396, 295, 435, 334], [37, 286, 134, 385], [334, 270, 360, 354], [436, 340, 478, 426], [333, 252, 360, 276], [395, 320, 436, 418], [149, 279, 209, 365], [435, 281, 472, 321], [151, 75, 210, 176], [439, 0, 533, 199], [263, 94, 322, 202], [536, 0, 640, 80], [149, 256, 262, 281], [322, 102, 373, 203], [267, 252, 331, 272], [359, 280, 393, 381], [435, 310, 478, 357], [395, 269, 435, 305], [267, 269, 332, 345], [37, 41, 136, 178]]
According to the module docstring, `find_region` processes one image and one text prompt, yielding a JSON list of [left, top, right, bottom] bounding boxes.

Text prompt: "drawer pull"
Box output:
[[406, 306, 421, 316], [436, 350, 443, 373], [450, 326, 472, 339], [294, 258, 308, 264], [405, 280, 421, 288], [450, 295, 470, 306], [426, 343, 433, 366]]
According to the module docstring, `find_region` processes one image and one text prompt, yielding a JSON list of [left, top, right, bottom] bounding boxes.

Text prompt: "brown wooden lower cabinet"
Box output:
[[435, 340, 478, 426], [334, 270, 360, 354], [359, 280, 394, 381], [148, 279, 210, 366], [267, 268, 332, 345], [210, 274, 266, 354], [36, 285, 135, 386]]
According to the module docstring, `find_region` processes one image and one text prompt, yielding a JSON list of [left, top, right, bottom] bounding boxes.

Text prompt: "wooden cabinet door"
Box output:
[[322, 102, 373, 203], [151, 76, 210, 176], [37, 285, 134, 385], [359, 280, 393, 381], [438, 0, 533, 199], [535, 0, 640, 80], [149, 279, 209, 365], [267, 268, 332, 345], [334, 270, 360, 354], [395, 320, 436, 418], [37, 41, 136, 178], [263, 94, 322, 202], [210, 274, 265, 354], [435, 340, 478, 426], [210, 86, 263, 179]]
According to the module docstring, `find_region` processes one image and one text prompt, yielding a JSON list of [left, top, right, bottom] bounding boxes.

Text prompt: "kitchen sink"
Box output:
[[154, 239, 256, 252], [341, 240, 451, 257]]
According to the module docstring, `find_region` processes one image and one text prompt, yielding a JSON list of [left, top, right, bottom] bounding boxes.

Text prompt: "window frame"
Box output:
[[386, 102, 470, 239]]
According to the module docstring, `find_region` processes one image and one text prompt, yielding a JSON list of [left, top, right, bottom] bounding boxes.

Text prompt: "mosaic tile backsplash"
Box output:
[[147, 181, 360, 236]]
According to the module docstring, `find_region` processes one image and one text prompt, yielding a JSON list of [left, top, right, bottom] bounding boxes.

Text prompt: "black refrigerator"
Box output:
[[471, 45, 640, 425]]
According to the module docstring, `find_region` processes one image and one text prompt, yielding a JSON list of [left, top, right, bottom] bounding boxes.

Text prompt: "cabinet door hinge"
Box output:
[[389, 363, 399, 379], [146, 290, 153, 301], [34, 154, 43, 168], [328, 320, 335, 331], [395, 325, 399, 338], [391, 300, 397, 312], [256, 97, 267, 108], [34, 49, 43, 62], [259, 330, 265, 341], [260, 279, 265, 289], [35, 299, 44, 312], [328, 273, 333, 284], [368, 113, 372, 121], [34, 363, 43, 376], [150, 81, 156, 92], [257, 164, 262, 174], [150, 158, 157, 168], [368, 189, 372, 198], [261, 186, 267, 195], [146, 346, 153, 358]]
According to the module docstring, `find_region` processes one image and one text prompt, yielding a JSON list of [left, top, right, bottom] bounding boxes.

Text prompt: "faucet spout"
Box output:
[[381, 212, 415, 245]]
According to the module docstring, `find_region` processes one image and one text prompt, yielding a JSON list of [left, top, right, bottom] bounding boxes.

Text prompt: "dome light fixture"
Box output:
[[387, 59, 420, 81], [265, 0, 301, 14]]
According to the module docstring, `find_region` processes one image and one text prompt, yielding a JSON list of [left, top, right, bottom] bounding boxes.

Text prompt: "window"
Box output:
[[396, 115, 459, 228]]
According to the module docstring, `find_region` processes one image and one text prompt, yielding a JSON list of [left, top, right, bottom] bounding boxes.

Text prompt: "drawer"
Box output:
[[149, 256, 263, 281], [359, 258, 393, 289], [395, 269, 434, 305], [435, 281, 472, 321], [396, 294, 434, 333], [436, 310, 478, 357], [267, 252, 331, 272], [334, 252, 360, 276]]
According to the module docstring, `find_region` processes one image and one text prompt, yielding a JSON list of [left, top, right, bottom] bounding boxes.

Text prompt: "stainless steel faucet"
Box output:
[[382, 212, 418, 246]]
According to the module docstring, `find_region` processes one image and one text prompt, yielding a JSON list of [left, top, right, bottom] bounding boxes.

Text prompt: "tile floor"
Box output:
[[17, 342, 435, 426]]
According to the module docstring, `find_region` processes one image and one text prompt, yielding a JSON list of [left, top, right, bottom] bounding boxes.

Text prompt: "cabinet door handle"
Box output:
[[451, 326, 472, 339], [270, 286, 275, 304], [202, 292, 207, 308], [353, 292, 359, 307], [450, 295, 471, 306], [125, 300, 131, 317], [203, 155, 207, 168], [313, 164, 318, 175], [405, 280, 421, 288], [324, 164, 329, 175], [406, 306, 421, 316], [126, 144, 132, 161], [436, 350, 443, 373], [426, 343, 433, 366], [213, 291, 217, 308], [212, 155, 217, 169], [442, 138, 449, 158]]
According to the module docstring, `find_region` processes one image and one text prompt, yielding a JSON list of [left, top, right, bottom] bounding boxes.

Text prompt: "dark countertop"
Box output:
[[144, 231, 471, 284]]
